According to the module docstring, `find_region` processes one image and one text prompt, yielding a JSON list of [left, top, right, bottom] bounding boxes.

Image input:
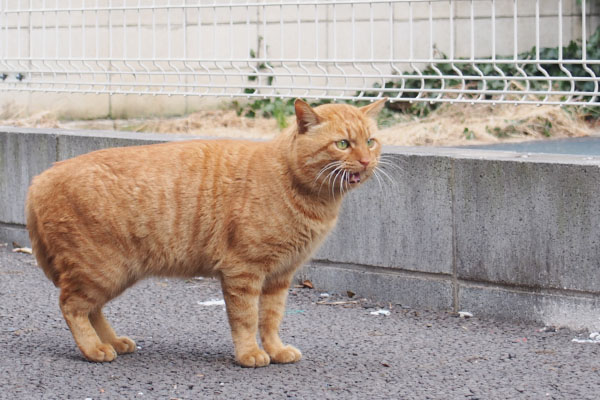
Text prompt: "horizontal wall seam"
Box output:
[[458, 279, 600, 300], [0, 222, 27, 230], [311, 260, 600, 299], [310, 259, 454, 283]]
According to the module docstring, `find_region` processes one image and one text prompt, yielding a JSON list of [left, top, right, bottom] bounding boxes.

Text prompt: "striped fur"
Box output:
[[25, 98, 386, 367]]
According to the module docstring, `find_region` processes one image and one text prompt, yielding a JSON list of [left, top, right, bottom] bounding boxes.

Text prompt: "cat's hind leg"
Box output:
[[59, 290, 117, 362], [259, 273, 302, 364], [90, 309, 136, 355]]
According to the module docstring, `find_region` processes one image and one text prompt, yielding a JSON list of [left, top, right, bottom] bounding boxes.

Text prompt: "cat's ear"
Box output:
[[294, 99, 321, 134], [360, 98, 388, 119]]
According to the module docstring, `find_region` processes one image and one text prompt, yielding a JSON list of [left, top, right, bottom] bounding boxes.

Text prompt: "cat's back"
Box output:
[[31, 138, 258, 187], [28, 138, 263, 204], [26, 139, 271, 281]]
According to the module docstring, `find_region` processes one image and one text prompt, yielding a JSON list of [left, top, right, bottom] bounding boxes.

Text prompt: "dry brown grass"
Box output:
[[0, 102, 594, 146], [131, 110, 279, 139], [377, 103, 593, 146], [0, 107, 61, 129]]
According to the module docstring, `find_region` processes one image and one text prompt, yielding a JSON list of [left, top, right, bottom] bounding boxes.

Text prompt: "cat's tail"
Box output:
[[25, 186, 60, 287]]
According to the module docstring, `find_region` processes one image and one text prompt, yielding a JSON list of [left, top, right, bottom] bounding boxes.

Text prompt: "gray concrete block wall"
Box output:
[[311, 147, 600, 330], [454, 158, 600, 294], [459, 285, 600, 332], [0, 128, 57, 225], [316, 153, 454, 275], [1, 127, 599, 331], [299, 263, 454, 311]]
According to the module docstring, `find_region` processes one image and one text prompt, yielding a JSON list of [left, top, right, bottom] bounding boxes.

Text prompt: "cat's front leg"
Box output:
[[220, 271, 270, 368], [259, 273, 302, 364]]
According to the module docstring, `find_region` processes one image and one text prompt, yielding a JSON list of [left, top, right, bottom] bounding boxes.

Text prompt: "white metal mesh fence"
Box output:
[[1, 0, 599, 106]]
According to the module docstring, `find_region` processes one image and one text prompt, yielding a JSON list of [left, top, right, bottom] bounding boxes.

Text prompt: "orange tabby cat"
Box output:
[[26, 98, 387, 367]]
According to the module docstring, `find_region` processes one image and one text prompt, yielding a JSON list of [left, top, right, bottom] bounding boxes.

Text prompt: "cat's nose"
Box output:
[[359, 159, 370, 168]]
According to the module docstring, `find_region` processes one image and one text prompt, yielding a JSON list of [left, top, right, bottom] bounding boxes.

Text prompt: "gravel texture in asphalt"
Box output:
[[1, 244, 599, 399]]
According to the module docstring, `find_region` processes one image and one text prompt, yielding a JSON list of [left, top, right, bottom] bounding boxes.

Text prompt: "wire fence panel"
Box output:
[[1, 0, 599, 106]]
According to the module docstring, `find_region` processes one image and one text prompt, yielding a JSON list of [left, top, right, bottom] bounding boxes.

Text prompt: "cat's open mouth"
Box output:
[[348, 172, 361, 184]]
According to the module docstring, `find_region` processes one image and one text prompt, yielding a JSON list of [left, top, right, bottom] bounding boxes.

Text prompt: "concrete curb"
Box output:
[[2, 126, 599, 330]]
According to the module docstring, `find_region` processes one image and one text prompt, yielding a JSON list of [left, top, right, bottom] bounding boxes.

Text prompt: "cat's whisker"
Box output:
[[376, 164, 404, 176], [371, 169, 384, 194], [376, 164, 405, 178], [336, 163, 352, 198], [318, 171, 332, 196], [331, 168, 345, 201], [376, 166, 403, 184], [377, 156, 404, 166], [376, 159, 405, 174], [375, 166, 397, 188], [377, 167, 397, 187], [339, 170, 347, 197], [375, 159, 403, 174], [317, 163, 343, 196], [344, 171, 352, 196], [329, 170, 337, 201], [379, 154, 408, 166], [322, 167, 341, 199], [381, 172, 394, 196], [314, 161, 343, 184], [336, 169, 346, 200]]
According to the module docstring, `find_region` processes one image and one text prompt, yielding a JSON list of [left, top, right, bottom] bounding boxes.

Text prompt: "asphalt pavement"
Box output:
[[1, 243, 598, 399]]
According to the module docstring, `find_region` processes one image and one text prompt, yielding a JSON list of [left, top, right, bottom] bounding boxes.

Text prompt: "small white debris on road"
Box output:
[[572, 332, 600, 344], [12, 247, 32, 254], [370, 309, 391, 316], [197, 299, 225, 306]]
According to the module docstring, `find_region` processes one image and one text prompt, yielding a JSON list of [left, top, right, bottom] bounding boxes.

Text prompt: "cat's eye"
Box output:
[[367, 138, 376, 148], [336, 140, 350, 150]]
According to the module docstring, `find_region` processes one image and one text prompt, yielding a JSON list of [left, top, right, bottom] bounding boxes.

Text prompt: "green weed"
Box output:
[[463, 127, 476, 140], [233, 26, 600, 129]]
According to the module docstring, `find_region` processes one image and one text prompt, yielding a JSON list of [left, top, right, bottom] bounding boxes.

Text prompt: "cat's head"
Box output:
[[288, 98, 387, 198]]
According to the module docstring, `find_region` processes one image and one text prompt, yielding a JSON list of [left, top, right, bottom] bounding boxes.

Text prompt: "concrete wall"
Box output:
[[1, 126, 599, 331], [304, 148, 600, 332]]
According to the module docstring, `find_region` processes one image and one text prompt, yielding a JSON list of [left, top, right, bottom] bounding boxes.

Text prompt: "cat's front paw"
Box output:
[[110, 336, 136, 354], [269, 345, 302, 364], [237, 348, 271, 368], [82, 343, 117, 362]]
